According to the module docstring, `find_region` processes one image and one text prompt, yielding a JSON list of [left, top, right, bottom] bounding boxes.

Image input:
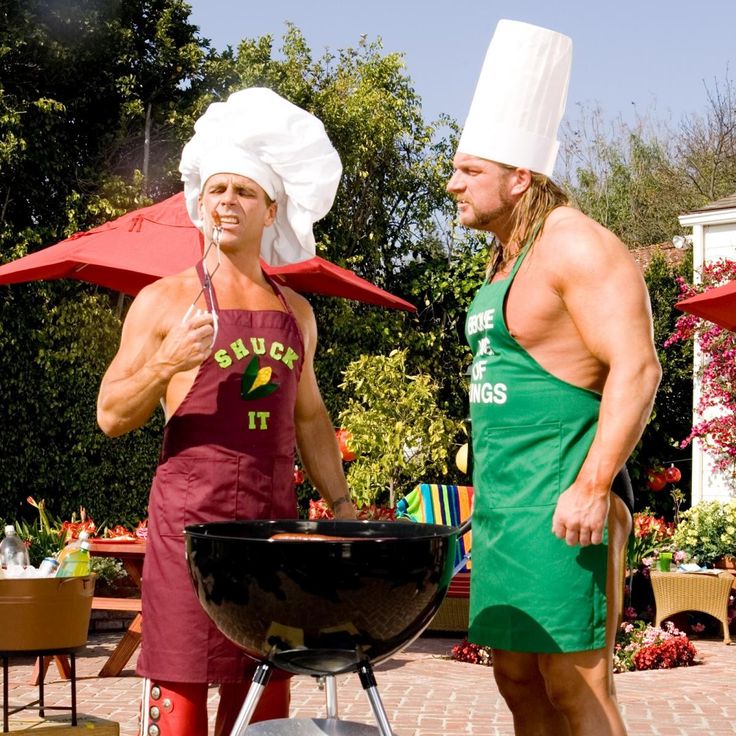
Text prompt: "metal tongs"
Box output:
[[182, 213, 222, 346]]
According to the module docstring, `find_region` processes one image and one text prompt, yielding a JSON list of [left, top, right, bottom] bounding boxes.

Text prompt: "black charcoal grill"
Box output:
[[185, 517, 471, 735]]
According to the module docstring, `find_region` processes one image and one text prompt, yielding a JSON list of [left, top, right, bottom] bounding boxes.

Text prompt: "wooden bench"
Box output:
[[91, 598, 142, 677], [92, 597, 141, 613]]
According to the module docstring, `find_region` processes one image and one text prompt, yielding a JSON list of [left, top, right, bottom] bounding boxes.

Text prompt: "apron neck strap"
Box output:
[[194, 261, 296, 317], [263, 270, 296, 316]]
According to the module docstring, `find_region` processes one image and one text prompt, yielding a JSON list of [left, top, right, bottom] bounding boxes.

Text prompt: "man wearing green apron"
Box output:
[[447, 20, 661, 736]]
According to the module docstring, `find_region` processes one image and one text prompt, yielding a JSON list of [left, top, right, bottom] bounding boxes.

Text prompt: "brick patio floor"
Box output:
[[4, 631, 736, 734]]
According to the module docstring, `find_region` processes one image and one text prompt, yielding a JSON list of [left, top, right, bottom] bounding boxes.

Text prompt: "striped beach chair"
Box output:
[[395, 483, 473, 574], [396, 483, 473, 632]]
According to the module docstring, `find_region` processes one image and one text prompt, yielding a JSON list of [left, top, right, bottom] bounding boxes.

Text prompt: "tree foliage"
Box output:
[[676, 76, 736, 202], [631, 252, 694, 517], [560, 88, 736, 248], [560, 109, 698, 246], [0, 12, 476, 524], [0, 0, 203, 524], [338, 350, 463, 508], [0, 4, 732, 527]]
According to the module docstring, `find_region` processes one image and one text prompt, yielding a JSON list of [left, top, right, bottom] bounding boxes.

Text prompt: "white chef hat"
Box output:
[[179, 87, 342, 265], [457, 20, 572, 177]]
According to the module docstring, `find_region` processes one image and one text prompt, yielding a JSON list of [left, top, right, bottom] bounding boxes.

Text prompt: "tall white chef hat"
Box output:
[[179, 87, 342, 265], [457, 19, 572, 177]]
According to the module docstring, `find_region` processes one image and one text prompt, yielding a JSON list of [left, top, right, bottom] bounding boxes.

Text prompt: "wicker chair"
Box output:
[[650, 570, 733, 644]]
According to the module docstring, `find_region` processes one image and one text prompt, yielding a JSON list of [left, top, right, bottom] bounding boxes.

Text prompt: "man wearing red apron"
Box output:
[[97, 88, 356, 735]]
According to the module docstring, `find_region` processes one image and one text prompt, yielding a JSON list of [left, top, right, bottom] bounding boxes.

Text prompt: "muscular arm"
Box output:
[[289, 295, 356, 520], [97, 281, 214, 437], [549, 215, 661, 546]]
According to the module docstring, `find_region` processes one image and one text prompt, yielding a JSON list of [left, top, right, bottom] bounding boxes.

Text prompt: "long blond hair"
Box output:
[[486, 170, 570, 280]]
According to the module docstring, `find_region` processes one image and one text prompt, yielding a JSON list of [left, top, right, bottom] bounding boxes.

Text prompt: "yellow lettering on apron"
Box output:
[[282, 347, 299, 369], [214, 349, 232, 368], [270, 341, 285, 361], [231, 339, 250, 360], [247, 411, 270, 430]]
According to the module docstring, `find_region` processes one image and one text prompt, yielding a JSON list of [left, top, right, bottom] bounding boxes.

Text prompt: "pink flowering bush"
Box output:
[[614, 620, 697, 673], [666, 258, 736, 480]]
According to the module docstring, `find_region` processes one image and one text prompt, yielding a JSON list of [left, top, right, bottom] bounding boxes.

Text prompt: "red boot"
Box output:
[[140, 679, 209, 736]]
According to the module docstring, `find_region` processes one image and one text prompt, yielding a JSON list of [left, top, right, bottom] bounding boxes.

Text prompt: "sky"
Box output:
[[187, 0, 736, 132]]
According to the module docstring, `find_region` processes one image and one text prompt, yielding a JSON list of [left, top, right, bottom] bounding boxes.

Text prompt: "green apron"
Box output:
[[464, 236, 608, 653]]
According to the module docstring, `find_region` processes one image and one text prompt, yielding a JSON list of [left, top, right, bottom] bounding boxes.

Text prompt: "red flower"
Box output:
[[336, 428, 357, 462], [450, 639, 492, 666], [632, 637, 696, 671], [307, 498, 396, 521]]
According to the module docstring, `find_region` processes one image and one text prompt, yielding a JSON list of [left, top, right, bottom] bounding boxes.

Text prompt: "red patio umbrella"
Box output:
[[675, 280, 736, 331], [0, 192, 415, 312]]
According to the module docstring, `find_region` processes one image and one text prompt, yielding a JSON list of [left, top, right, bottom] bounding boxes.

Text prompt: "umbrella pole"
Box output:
[[115, 292, 126, 320]]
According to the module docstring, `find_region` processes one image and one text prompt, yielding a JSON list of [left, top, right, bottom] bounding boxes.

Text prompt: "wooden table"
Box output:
[[650, 570, 734, 644], [87, 540, 145, 677]]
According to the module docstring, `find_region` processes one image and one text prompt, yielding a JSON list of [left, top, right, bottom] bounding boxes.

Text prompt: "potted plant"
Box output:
[[625, 511, 676, 620], [671, 500, 736, 568], [628, 511, 675, 570], [11, 497, 65, 567]]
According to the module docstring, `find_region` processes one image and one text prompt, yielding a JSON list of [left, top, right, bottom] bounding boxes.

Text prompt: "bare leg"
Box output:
[[606, 495, 632, 700], [491, 649, 571, 736], [538, 496, 631, 736]]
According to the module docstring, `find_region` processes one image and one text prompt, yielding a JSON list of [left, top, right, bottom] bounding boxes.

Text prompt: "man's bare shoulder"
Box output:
[[276, 284, 308, 316], [280, 286, 317, 349], [126, 267, 199, 324], [544, 206, 622, 248], [540, 206, 637, 278]]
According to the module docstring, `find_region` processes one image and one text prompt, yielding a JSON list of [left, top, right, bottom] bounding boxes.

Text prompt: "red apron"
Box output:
[[138, 264, 303, 683]]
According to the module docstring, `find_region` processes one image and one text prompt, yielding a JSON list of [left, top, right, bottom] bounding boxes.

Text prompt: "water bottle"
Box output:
[[0, 524, 30, 571], [57, 530, 90, 565], [39, 557, 60, 576], [56, 540, 91, 577]]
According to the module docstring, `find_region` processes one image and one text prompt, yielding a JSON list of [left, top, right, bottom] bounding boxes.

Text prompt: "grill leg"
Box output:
[[38, 659, 44, 719], [70, 653, 77, 727], [324, 675, 338, 719], [3, 656, 8, 733], [229, 662, 272, 736], [358, 663, 394, 736]]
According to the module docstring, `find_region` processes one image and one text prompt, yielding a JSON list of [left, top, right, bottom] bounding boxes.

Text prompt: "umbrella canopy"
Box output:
[[675, 280, 736, 331], [0, 192, 415, 312]]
